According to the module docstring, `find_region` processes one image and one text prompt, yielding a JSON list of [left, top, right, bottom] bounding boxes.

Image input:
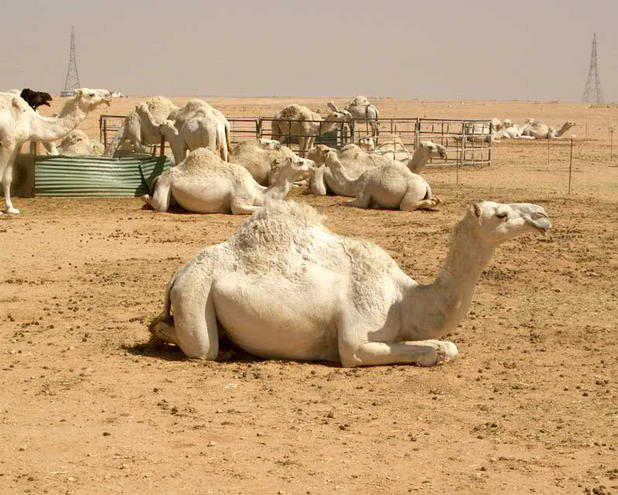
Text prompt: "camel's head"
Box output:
[[503, 119, 513, 128], [326, 101, 353, 122], [306, 144, 331, 166], [160, 120, 179, 137], [321, 148, 341, 168], [271, 156, 312, 183], [359, 136, 376, 151], [73, 88, 112, 111], [258, 138, 282, 150], [561, 120, 577, 130], [465, 201, 551, 244], [20, 88, 52, 110], [417, 141, 448, 160]]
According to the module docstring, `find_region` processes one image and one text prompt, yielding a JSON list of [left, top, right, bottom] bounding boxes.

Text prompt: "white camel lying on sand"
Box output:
[[0, 88, 111, 214], [142, 148, 310, 214], [149, 200, 551, 366], [521, 120, 576, 139], [56, 129, 105, 155], [309, 141, 446, 198], [326, 149, 441, 211], [231, 140, 307, 186]]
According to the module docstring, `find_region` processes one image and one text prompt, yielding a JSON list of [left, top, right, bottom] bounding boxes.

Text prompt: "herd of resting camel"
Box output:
[[0, 88, 554, 367]]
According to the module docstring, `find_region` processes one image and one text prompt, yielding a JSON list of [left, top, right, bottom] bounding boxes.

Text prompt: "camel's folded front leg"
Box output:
[[230, 202, 261, 215], [309, 165, 328, 195], [340, 340, 458, 368]]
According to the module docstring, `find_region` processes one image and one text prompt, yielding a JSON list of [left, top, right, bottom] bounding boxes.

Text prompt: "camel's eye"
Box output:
[[496, 212, 508, 219]]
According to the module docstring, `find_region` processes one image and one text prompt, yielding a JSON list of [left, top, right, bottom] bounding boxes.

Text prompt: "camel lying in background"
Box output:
[[56, 130, 104, 155], [521, 120, 576, 139], [231, 140, 311, 186], [308, 141, 446, 198], [142, 148, 310, 214], [0, 88, 111, 214], [324, 148, 441, 211], [149, 200, 551, 366]]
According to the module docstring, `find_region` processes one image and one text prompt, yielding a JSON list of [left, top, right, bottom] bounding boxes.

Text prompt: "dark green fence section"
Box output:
[[34, 154, 173, 197]]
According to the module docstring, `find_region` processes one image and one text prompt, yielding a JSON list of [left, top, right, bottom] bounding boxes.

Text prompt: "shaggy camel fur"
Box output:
[[0, 88, 111, 214], [344, 96, 380, 137], [308, 141, 446, 197], [142, 148, 310, 214], [271, 103, 351, 154], [148, 200, 551, 366], [231, 140, 310, 186], [56, 129, 104, 155], [155, 99, 232, 164]]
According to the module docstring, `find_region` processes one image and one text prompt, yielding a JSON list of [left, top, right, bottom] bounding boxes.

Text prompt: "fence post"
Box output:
[[256, 117, 262, 140], [610, 128, 614, 163], [160, 135, 166, 157], [568, 137, 574, 194]]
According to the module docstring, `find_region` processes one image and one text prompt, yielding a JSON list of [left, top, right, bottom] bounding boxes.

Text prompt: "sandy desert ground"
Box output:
[[1, 97, 617, 494]]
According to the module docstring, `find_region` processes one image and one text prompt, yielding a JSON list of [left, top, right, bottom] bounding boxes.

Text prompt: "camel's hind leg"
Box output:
[[152, 268, 220, 360], [400, 185, 441, 212], [141, 175, 173, 212], [343, 190, 372, 209]]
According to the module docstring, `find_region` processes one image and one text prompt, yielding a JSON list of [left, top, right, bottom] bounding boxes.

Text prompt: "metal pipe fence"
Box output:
[[100, 115, 493, 166]]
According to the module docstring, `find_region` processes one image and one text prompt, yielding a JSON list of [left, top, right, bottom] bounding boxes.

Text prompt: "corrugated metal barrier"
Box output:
[[34, 154, 173, 197]]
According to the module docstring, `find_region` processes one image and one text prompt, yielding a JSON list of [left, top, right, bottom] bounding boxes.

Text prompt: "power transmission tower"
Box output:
[[61, 26, 81, 97], [582, 33, 603, 103]]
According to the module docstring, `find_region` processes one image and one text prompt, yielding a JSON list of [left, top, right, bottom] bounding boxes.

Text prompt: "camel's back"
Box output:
[[226, 202, 405, 309], [274, 104, 318, 121], [145, 96, 177, 123]]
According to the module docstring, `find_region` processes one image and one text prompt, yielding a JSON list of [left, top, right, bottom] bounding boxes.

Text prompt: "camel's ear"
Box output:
[[469, 202, 482, 219], [272, 158, 282, 166], [327, 101, 339, 112], [74, 89, 83, 97]]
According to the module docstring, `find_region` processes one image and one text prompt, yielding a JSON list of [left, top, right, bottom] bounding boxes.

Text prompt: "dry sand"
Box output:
[[1, 97, 617, 494]]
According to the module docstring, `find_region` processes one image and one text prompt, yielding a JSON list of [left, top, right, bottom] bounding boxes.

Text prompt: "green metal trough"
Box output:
[[34, 154, 173, 198]]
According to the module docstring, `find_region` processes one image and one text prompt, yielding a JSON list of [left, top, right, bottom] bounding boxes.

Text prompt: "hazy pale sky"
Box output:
[[1, 0, 616, 101]]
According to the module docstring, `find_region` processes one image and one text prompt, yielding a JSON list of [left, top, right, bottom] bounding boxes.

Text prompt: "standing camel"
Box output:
[[0, 88, 111, 214], [271, 103, 351, 155]]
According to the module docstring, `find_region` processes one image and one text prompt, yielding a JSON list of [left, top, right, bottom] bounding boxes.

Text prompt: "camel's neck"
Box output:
[[555, 124, 572, 138], [263, 175, 293, 202], [320, 115, 343, 135], [407, 149, 431, 174], [139, 108, 160, 132], [402, 217, 495, 340], [29, 99, 87, 142], [328, 158, 356, 186]]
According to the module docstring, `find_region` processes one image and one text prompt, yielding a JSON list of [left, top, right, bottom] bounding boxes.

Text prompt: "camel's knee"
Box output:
[[149, 313, 177, 345]]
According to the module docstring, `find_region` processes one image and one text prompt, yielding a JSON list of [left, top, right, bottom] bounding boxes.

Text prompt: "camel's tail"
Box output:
[[148, 270, 178, 335], [225, 124, 232, 159], [149, 173, 160, 196]]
